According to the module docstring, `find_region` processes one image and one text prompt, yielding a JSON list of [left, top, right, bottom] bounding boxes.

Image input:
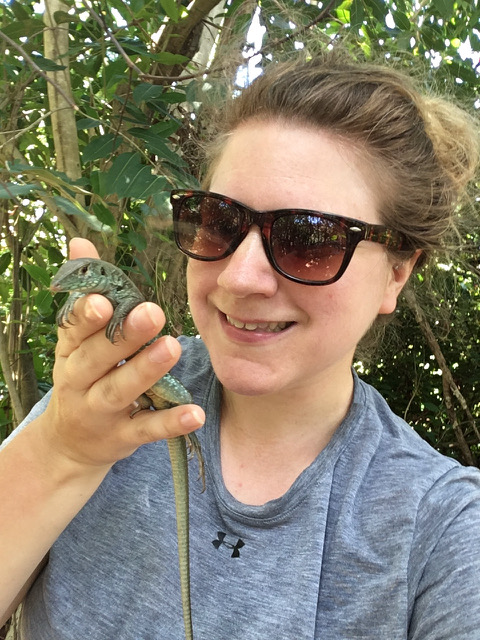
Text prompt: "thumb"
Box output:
[[69, 238, 100, 260]]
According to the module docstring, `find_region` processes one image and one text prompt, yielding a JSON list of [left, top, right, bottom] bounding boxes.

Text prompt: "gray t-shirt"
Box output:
[[9, 336, 480, 639]]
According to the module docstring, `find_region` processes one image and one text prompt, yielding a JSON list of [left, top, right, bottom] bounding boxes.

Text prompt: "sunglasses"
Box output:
[[170, 190, 411, 286]]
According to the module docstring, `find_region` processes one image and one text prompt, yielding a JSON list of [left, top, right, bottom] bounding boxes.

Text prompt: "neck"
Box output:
[[219, 367, 354, 505]]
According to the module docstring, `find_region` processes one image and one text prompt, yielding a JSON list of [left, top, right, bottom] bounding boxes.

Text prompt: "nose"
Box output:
[[216, 226, 279, 298]]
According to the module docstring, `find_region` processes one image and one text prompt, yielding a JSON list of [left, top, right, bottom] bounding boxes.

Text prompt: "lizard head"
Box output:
[[50, 258, 108, 293]]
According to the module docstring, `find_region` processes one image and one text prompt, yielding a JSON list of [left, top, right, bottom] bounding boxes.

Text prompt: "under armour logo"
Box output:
[[212, 531, 245, 558]]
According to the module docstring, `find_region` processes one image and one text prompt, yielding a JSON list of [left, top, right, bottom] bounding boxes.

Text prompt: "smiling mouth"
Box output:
[[225, 314, 293, 333]]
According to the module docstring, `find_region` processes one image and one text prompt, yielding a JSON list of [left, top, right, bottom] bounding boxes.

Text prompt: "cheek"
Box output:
[[303, 264, 390, 331], [186, 261, 201, 312], [186, 261, 216, 322]]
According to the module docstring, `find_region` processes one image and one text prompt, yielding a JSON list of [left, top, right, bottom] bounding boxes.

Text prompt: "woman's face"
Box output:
[[187, 120, 415, 399]]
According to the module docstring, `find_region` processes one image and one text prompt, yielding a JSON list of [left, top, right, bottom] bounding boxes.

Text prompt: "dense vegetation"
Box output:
[[0, 0, 478, 466]]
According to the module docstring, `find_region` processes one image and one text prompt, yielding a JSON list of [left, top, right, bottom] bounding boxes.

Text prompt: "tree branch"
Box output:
[[81, 0, 144, 76], [403, 287, 478, 465], [0, 29, 78, 111], [0, 319, 25, 425], [140, 0, 338, 82]]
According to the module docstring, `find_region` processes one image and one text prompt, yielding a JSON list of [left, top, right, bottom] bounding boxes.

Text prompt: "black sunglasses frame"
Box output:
[[170, 189, 411, 286]]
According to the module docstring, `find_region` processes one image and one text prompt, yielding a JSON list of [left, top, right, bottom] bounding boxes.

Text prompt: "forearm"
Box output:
[[0, 416, 111, 624]]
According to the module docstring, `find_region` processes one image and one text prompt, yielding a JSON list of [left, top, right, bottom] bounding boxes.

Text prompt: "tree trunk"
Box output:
[[43, 0, 82, 181]]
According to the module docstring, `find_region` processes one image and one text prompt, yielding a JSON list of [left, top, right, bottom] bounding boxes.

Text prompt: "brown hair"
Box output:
[[203, 55, 479, 268]]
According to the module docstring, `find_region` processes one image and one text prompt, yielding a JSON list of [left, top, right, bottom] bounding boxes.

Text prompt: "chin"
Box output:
[[215, 367, 280, 397]]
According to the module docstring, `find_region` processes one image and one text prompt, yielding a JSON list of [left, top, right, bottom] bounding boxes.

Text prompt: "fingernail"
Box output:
[[85, 298, 104, 321], [179, 408, 204, 429], [147, 336, 178, 363], [130, 302, 162, 331]]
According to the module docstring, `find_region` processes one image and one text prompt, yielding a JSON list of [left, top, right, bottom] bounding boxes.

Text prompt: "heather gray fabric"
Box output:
[[8, 336, 480, 639]]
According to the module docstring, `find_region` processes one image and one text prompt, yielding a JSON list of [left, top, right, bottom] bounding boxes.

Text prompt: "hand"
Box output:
[[40, 238, 205, 470]]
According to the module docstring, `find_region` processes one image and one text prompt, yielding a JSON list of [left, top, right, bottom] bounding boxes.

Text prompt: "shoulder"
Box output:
[[350, 375, 480, 524], [357, 376, 474, 483]]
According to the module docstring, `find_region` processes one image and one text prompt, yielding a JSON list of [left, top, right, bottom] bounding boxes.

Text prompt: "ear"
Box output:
[[378, 250, 422, 314]]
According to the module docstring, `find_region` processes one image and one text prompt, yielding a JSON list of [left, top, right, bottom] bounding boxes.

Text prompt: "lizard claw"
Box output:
[[185, 433, 205, 492], [105, 319, 123, 344]]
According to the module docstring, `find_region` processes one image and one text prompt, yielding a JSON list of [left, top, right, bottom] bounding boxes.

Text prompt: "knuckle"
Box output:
[[132, 408, 178, 444], [134, 419, 157, 444], [95, 376, 127, 411]]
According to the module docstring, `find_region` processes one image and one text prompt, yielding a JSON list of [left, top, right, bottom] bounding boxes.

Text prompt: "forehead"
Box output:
[[208, 119, 383, 225]]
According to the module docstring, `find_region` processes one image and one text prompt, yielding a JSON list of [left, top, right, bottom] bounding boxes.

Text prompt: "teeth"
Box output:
[[226, 315, 289, 333]]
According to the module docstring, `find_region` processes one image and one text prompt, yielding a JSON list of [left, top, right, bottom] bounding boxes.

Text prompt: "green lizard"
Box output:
[[50, 256, 204, 640]]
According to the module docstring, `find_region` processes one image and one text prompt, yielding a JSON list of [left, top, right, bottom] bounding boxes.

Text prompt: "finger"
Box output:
[[69, 237, 99, 259], [60, 302, 170, 393], [83, 335, 183, 411], [55, 294, 114, 357], [125, 403, 205, 448], [46, 398, 205, 467]]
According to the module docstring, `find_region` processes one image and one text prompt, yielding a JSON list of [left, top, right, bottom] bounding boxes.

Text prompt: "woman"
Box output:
[[1, 56, 479, 638]]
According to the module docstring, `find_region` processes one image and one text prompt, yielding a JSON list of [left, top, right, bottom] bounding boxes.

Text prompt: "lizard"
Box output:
[[50, 256, 204, 640]]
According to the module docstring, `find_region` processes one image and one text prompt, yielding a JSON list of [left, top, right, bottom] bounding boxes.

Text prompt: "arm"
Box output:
[[408, 469, 480, 639], [0, 239, 205, 624]]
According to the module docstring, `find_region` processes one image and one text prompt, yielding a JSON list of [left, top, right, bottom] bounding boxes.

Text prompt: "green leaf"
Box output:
[[128, 128, 187, 165], [0, 252, 11, 275], [92, 203, 117, 229], [150, 121, 180, 137], [155, 90, 186, 104], [52, 196, 113, 234], [31, 55, 67, 72], [133, 83, 165, 105], [47, 246, 65, 265], [0, 182, 41, 198], [392, 10, 411, 31], [159, 0, 180, 22], [82, 134, 122, 163], [129, 0, 144, 13], [124, 230, 147, 252], [35, 290, 54, 316], [151, 52, 189, 66], [22, 263, 51, 288], [350, 0, 365, 29], [432, 0, 455, 15], [53, 10, 77, 23], [336, 1, 350, 24], [1, 18, 45, 39], [76, 117, 102, 130], [11, 2, 31, 20], [363, 0, 387, 22], [117, 40, 179, 61], [106, 152, 168, 199]]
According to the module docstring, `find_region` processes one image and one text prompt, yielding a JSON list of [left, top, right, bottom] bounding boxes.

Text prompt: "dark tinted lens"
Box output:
[[176, 195, 243, 257], [271, 214, 347, 282]]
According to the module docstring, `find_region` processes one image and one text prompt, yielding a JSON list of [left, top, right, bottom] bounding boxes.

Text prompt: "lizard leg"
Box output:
[[56, 291, 84, 328], [185, 433, 205, 493]]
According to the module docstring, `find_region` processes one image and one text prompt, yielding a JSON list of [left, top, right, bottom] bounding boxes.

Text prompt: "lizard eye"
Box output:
[[100, 266, 106, 276], [80, 265, 88, 274]]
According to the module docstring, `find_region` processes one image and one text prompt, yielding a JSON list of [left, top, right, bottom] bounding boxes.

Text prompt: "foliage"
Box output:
[[0, 0, 478, 465]]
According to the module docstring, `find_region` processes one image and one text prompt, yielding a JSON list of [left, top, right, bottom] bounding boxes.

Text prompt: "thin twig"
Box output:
[[403, 287, 479, 464], [81, 0, 144, 76], [257, 0, 338, 52], [0, 29, 78, 110], [131, 0, 338, 82], [0, 112, 54, 150]]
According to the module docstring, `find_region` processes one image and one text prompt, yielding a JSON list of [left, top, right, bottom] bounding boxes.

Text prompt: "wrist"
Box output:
[[20, 416, 113, 488]]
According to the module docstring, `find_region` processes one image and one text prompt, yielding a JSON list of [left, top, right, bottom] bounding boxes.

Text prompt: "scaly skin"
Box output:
[[50, 257, 203, 640]]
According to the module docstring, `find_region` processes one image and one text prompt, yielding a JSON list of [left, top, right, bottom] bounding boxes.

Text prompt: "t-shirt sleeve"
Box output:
[[408, 466, 480, 639], [0, 388, 52, 450]]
